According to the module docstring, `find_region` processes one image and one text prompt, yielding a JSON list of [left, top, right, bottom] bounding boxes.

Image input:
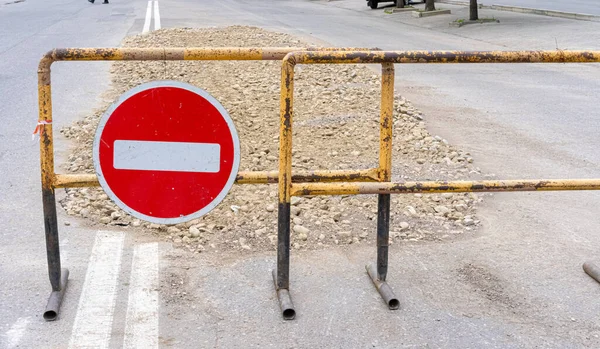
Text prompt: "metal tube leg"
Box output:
[[366, 194, 399, 310], [277, 203, 291, 290], [42, 188, 69, 321], [583, 261, 600, 284], [273, 202, 296, 320], [377, 194, 390, 281]]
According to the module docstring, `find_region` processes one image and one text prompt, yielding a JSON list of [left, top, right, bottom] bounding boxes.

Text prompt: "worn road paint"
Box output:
[[153, 1, 161, 30], [123, 243, 159, 349], [68, 232, 125, 349], [4, 317, 29, 349], [113, 140, 221, 173], [142, 1, 152, 33]]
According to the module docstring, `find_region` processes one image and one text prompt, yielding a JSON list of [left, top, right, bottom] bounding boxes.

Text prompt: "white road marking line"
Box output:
[[113, 140, 221, 173], [142, 0, 152, 33], [153, 1, 161, 30], [68, 232, 125, 349], [123, 243, 159, 349], [4, 317, 29, 349]]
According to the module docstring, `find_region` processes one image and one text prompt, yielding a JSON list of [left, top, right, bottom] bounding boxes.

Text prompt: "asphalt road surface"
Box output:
[[1, 0, 600, 348]]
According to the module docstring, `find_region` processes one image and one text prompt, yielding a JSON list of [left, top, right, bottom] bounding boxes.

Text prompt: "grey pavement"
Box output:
[[1, 0, 600, 348]]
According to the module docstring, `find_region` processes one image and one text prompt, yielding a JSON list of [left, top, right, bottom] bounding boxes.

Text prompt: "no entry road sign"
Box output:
[[93, 81, 240, 224]]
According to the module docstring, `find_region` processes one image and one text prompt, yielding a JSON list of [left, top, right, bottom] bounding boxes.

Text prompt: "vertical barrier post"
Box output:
[[38, 57, 69, 321], [273, 56, 296, 320], [366, 62, 399, 310]]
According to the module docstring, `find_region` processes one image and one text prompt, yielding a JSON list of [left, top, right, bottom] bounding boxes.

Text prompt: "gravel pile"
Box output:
[[60, 26, 484, 254]]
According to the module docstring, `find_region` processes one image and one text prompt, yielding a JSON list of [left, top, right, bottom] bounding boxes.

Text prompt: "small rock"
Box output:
[[454, 204, 468, 212], [441, 193, 453, 199], [167, 227, 181, 234], [255, 227, 267, 236], [230, 205, 241, 213], [463, 218, 475, 226], [64, 221, 71, 226], [293, 225, 309, 235], [266, 204, 275, 212], [239, 237, 247, 245], [341, 220, 351, 224], [197, 244, 206, 252], [132, 220, 142, 227], [291, 197, 302, 206], [293, 242, 300, 249], [100, 217, 111, 224], [351, 151, 361, 156], [434, 206, 450, 214], [293, 217, 303, 225], [406, 206, 417, 216], [337, 231, 352, 238], [297, 233, 308, 241], [359, 231, 369, 238], [185, 219, 201, 228], [318, 234, 325, 241], [110, 211, 121, 220], [416, 159, 426, 164], [333, 213, 342, 222], [291, 206, 302, 216], [189, 226, 201, 238], [399, 222, 410, 231]]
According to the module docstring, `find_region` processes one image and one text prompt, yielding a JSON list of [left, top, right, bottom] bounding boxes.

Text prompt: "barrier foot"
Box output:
[[583, 261, 600, 284], [43, 268, 69, 321], [272, 269, 296, 320], [366, 263, 399, 310]]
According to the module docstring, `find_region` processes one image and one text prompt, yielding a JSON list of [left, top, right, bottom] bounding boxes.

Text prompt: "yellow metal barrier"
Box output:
[[36, 46, 381, 322], [37, 48, 600, 322], [274, 50, 600, 319]]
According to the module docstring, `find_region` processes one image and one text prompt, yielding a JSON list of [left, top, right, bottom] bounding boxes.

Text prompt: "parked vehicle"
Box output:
[[367, 0, 425, 9]]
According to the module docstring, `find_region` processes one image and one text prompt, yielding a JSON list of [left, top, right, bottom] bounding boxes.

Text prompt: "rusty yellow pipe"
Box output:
[[53, 168, 381, 188], [39, 47, 380, 64], [285, 50, 600, 65], [290, 179, 600, 196], [278, 59, 295, 204], [378, 63, 394, 182], [38, 62, 54, 190]]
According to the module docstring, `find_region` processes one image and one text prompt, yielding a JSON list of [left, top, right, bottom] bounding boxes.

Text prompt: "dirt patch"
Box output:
[[457, 263, 522, 311], [59, 26, 484, 254]]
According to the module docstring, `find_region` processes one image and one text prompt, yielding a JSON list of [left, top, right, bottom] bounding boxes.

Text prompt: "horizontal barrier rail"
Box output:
[[53, 168, 381, 188], [290, 179, 600, 196], [286, 50, 600, 64]]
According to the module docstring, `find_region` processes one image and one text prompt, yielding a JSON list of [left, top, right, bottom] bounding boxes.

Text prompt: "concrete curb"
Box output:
[[434, 0, 600, 22], [413, 9, 452, 17], [384, 7, 417, 14], [488, 5, 600, 22]]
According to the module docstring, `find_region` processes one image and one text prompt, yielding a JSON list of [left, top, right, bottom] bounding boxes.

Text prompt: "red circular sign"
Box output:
[[93, 81, 240, 224]]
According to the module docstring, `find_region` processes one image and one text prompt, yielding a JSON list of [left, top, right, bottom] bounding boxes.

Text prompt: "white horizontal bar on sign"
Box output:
[[113, 140, 221, 173]]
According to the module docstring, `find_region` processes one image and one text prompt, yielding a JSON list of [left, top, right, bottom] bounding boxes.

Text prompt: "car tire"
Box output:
[[368, 0, 378, 9]]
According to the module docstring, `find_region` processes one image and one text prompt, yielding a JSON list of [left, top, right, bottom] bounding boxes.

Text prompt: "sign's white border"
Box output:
[[92, 80, 241, 225]]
